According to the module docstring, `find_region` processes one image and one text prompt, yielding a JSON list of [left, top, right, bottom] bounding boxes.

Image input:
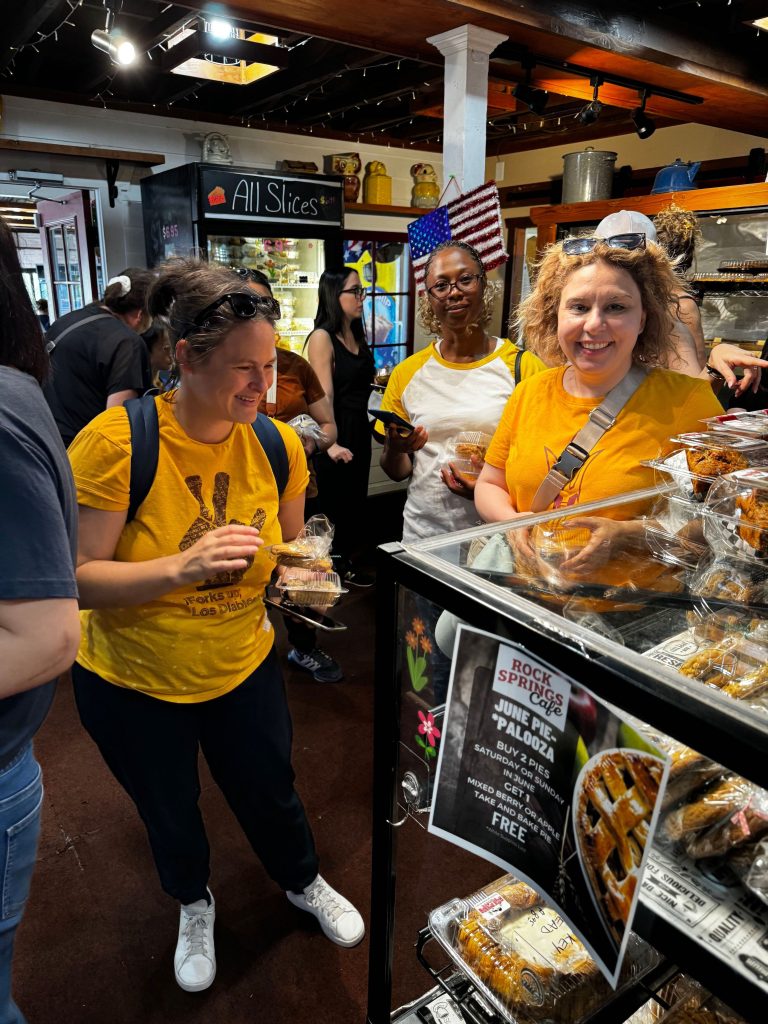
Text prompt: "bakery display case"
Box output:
[[368, 483, 768, 1024]]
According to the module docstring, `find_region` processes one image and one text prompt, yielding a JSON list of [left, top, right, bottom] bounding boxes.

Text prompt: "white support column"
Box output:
[[427, 24, 508, 193]]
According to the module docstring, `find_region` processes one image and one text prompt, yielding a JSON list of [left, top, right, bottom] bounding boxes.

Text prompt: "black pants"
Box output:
[[72, 648, 318, 905]]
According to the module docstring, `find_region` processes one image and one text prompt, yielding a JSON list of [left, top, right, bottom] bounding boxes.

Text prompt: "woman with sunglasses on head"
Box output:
[[237, 268, 343, 683], [474, 232, 731, 579], [305, 267, 375, 585], [66, 258, 364, 994]]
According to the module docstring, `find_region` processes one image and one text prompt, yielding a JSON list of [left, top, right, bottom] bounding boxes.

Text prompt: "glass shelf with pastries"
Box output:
[[368, 482, 768, 1024]]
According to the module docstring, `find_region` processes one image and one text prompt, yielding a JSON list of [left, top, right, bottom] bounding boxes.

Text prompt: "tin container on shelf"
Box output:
[[646, 432, 768, 501], [427, 873, 659, 1024], [701, 467, 768, 562]]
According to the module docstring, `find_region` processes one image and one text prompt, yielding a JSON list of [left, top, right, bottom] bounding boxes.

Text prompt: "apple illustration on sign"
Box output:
[[568, 685, 597, 745]]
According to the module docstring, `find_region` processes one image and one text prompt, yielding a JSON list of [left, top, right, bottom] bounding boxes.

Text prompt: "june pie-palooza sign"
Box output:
[[428, 624, 668, 985]]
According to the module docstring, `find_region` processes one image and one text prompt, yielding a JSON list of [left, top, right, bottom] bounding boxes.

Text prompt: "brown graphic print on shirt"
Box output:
[[179, 473, 266, 590]]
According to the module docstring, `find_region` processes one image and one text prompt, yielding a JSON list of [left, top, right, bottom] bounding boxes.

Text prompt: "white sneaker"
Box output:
[[286, 874, 365, 947], [174, 889, 216, 992]]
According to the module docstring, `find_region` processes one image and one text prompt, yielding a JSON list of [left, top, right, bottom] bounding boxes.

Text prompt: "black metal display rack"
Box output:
[[366, 511, 768, 1024]]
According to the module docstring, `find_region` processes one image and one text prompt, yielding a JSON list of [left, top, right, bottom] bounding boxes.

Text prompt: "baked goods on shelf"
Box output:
[[736, 488, 768, 556], [575, 751, 663, 941], [455, 879, 597, 1016], [429, 874, 658, 1023], [685, 447, 749, 498], [663, 774, 768, 859]]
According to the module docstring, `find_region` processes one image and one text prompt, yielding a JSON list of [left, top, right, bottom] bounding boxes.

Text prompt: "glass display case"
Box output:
[[369, 486, 768, 1024]]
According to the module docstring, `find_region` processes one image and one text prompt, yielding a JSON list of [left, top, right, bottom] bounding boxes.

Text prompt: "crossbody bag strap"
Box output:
[[530, 364, 648, 513], [45, 312, 114, 353]]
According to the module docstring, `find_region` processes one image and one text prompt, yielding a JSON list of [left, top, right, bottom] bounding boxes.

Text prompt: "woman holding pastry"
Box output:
[[67, 257, 363, 995], [377, 241, 545, 543], [474, 232, 726, 580]]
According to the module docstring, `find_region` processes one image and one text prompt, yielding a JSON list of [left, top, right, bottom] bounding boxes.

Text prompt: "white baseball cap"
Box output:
[[594, 210, 657, 243]]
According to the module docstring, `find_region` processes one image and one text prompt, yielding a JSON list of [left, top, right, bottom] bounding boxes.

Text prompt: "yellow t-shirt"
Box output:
[[486, 365, 723, 516], [68, 397, 308, 703], [485, 366, 723, 593]]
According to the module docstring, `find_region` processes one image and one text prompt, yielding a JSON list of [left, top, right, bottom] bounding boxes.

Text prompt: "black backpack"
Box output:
[[124, 394, 289, 523]]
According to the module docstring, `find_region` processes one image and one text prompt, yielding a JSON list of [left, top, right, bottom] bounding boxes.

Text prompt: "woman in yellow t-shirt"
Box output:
[[474, 233, 732, 584], [67, 258, 363, 995]]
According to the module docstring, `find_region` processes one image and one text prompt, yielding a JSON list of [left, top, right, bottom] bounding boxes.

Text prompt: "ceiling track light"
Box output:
[[631, 88, 656, 140], [513, 63, 548, 116], [91, 2, 137, 65], [576, 76, 603, 125]]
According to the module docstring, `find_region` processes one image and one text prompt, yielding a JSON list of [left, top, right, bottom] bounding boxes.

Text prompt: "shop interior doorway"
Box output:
[[1, 181, 104, 328]]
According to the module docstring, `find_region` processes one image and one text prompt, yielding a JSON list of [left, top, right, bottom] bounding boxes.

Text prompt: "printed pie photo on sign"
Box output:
[[573, 749, 664, 947]]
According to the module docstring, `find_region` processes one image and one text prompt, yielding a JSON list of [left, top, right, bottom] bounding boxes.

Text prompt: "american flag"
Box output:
[[407, 182, 508, 292]]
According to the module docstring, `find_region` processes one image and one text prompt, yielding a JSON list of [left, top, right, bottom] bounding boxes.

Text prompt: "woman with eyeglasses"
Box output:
[[378, 241, 545, 544], [66, 258, 364, 994], [305, 267, 375, 584], [474, 233, 729, 579]]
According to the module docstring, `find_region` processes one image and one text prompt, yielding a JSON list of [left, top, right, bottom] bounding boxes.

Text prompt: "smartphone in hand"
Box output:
[[369, 408, 414, 435]]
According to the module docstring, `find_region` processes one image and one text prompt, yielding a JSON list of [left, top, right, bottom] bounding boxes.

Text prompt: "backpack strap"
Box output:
[[513, 348, 523, 386], [253, 414, 289, 497], [45, 312, 114, 353], [125, 394, 160, 523], [125, 398, 288, 524]]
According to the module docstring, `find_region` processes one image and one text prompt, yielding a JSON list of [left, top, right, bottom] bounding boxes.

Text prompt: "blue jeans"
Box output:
[[0, 744, 43, 1024]]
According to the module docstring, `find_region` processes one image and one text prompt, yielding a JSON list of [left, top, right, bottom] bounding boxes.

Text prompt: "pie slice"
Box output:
[[576, 750, 663, 942]]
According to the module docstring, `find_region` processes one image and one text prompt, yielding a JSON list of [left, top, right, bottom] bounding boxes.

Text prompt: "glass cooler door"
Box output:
[[207, 234, 325, 354]]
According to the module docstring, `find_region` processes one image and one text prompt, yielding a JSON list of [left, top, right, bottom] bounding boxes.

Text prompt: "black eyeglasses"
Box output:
[[562, 232, 646, 256], [340, 286, 366, 299], [189, 291, 281, 329], [426, 272, 483, 299]]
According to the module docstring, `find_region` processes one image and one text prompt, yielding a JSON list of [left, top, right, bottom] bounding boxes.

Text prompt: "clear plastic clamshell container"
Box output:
[[702, 467, 768, 562], [645, 493, 708, 570], [443, 431, 493, 480], [428, 873, 659, 1024], [700, 409, 768, 441], [675, 630, 768, 711], [276, 568, 346, 607], [646, 432, 768, 501]]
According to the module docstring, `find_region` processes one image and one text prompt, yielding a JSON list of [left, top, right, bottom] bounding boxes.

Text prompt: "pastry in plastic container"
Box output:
[[727, 836, 768, 908], [702, 468, 768, 561], [646, 434, 768, 501], [645, 495, 708, 569], [678, 633, 768, 709], [530, 522, 593, 588], [428, 874, 659, 1024], [661, 743, 721, 811], [663, 774, 768, 860], [276, 569, 346, 608], [626, 976, 746, 1024], [268, 514, 334, 569], [443, 432, 492, 481]]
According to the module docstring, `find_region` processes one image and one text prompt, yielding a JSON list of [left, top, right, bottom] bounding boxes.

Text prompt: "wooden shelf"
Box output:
[[0, 138, 165, 166], [347, 201, 425, 217]]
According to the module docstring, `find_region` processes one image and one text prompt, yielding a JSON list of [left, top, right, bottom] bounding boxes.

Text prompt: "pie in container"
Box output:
[[575, 750, 663, 943]]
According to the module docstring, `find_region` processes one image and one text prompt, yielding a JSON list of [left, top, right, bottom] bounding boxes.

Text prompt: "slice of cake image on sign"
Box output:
[[573, 748, 664, 949]]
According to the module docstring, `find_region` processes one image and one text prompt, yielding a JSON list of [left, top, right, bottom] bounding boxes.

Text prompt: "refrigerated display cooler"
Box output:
[[140, 163, 344, 353]]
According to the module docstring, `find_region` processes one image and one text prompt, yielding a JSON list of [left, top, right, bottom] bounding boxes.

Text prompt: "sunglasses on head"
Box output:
[[190, 291, 281, 329], [562, 232, 646, 256]]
